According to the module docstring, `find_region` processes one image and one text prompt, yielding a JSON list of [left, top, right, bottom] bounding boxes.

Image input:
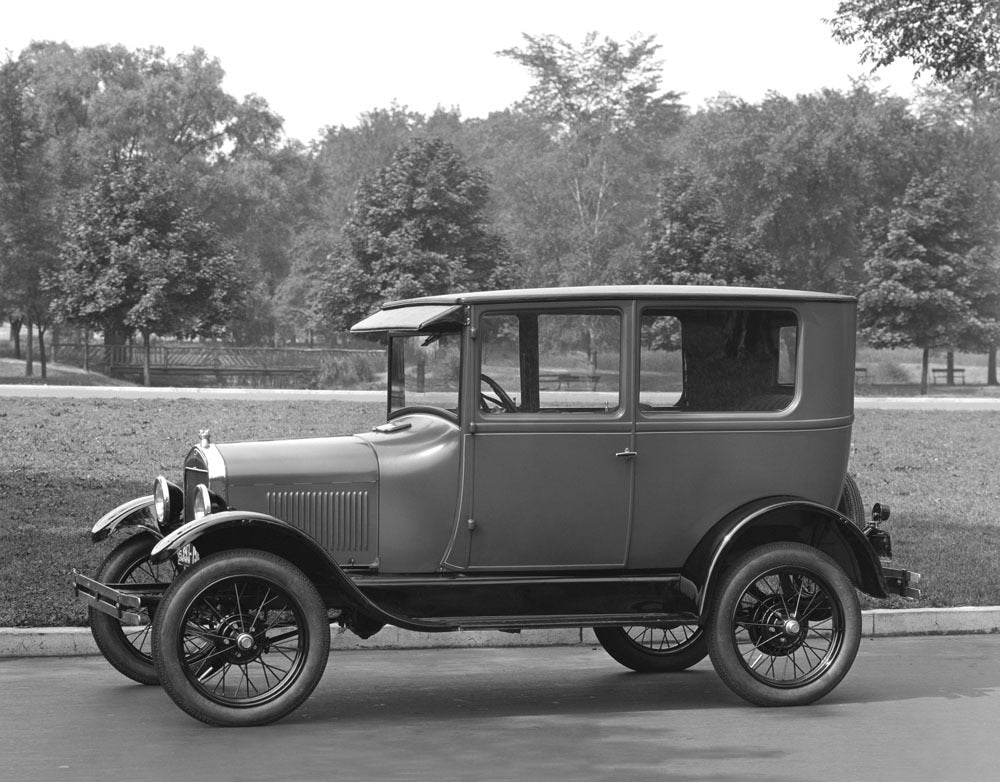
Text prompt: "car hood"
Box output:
[[213, 435, 378, 487]]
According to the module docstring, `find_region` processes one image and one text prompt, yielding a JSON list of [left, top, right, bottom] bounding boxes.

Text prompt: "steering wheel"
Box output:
[[480, 373, 517, 413]]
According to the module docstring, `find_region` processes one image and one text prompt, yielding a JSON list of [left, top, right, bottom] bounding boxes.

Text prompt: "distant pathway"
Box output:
[[0, 384, 384, 402], [2, 383, 1000, 409]]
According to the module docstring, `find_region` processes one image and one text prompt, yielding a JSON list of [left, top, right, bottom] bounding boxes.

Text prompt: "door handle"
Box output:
[[615, 448, 637, 460]]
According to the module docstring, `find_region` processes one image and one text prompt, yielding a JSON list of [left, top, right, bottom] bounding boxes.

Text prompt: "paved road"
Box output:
[[2, 637, 998, 782]]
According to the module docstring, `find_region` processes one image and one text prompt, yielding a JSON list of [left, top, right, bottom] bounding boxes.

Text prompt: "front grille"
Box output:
[[267, 490, 371, 553]]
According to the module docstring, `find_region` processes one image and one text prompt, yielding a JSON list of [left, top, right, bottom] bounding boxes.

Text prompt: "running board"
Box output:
[[412, 612, 699, 632]]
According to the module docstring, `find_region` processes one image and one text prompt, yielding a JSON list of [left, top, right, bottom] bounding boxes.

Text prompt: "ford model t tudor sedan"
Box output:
[[74, 285, 920, 726]]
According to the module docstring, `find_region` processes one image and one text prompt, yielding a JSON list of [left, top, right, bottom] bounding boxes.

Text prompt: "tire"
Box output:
[[152, 549, 330, 727], [594, 624, 708, 672], [837, 473, 865, 528], [706, 543, 861, 707], [89, 532, 177, 685]]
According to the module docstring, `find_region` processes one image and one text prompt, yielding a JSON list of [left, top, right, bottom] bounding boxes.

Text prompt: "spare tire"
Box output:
[[837, 473, 865, 528]]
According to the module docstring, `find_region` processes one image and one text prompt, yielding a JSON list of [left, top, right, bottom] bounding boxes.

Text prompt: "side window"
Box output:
[[480, 310, 621, 414], [640, 309, 797, 412]]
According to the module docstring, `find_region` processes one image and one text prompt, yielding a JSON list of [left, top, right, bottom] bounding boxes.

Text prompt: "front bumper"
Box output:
[[72, 571, 167, 626]]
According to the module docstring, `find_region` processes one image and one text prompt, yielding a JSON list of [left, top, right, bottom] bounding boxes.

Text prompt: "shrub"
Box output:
[[314, 353, 379, 389]]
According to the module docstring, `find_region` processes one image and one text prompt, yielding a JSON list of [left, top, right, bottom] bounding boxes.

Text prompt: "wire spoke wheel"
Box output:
[[595, 622, 708, 672], [89, 533, 178, 685], [732, 569, 842, 688], [120, 556, 177, 659], [707, 543, 860, 706], [153, 549, 330, 726], [179, 578, 307, 707]]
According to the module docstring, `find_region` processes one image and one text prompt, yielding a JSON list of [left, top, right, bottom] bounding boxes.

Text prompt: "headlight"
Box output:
[[153, 477, 183, 527], [192, 483, 213, 520]]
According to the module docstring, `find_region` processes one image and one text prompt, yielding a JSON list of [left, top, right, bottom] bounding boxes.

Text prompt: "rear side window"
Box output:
[[640, 309, 797, 412]]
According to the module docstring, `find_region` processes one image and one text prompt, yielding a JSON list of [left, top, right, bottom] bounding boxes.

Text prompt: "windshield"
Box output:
[[388, 331, 462, 419]]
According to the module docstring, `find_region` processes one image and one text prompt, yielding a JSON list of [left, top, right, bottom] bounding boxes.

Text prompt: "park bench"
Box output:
[[854, 367, 868, 383], [931, 367, 965, 384], [538, 372, 601, 391]]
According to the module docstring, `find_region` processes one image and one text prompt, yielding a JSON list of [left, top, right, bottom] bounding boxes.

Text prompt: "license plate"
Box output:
[[176, 544, 200, 567]]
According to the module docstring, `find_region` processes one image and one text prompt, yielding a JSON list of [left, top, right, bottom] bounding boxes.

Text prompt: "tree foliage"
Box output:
[[858, 172, 1000, 389], [497, 33, 685, 285], [830, 0, 1000, 96], [645, 87, 919, 292], [314, 137, 511, 332], [0, 54, 62, 375], [53, 159, 248, 381], [4, 31, 1000, 383]]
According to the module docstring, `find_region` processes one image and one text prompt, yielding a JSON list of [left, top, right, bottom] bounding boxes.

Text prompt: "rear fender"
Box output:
[[91, 495, 159, 542], [149, 511, 447, 634], [685, 497, 888, 614]]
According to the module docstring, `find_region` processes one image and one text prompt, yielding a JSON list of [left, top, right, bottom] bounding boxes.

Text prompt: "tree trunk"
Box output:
[[37, 322, 47, 380], [83, 330, 91, 373], [142, 331, 152, 387], [989, 346, 998, 386], [920, 347, 929, 395], [946, 350, 955, 386], [24, 314, 34, 377], [9, 317, 22, 359], [51, 324, 60, 364]]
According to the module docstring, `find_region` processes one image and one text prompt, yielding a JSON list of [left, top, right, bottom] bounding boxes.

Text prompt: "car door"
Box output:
[[459, 304, 634, 570]]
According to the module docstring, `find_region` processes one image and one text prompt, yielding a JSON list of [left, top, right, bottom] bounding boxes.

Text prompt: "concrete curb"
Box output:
[[3, 608, 999, 659]]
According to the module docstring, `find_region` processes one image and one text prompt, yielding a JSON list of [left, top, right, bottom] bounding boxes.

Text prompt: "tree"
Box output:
[[829, 0, 1000, 97], [858, 173, 999, 393], [52, 158, 248, 385], [1, 41, 287, 364], [315, 137, 511, 332], [643, 87, 919, 293], [0, 55, 61, 377], [497, 33, 685, 285], [643, 163, 779, 287]]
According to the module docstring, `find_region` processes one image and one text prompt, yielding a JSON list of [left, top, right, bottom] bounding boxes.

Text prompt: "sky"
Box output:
[[3, 0, 923, 144]]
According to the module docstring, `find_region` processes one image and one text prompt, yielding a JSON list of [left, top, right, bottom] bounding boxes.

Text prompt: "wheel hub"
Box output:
[[236, 632, 256, 651], [746, 596, 808, 656], [215, 615, 263, 663]]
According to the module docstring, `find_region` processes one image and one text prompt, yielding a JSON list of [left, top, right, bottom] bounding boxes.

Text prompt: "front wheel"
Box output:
[[89, 532, 177, 685], [152, 549, 330, 726], [706, 543, 861, 706], [594, 624, 707, 672]]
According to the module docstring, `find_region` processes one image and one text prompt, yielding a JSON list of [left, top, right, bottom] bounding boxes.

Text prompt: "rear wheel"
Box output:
[[595, 624, 707, 672], [152, 549, 330, 726], [707, 543, 861, 706], [89, 532, 177, 685]]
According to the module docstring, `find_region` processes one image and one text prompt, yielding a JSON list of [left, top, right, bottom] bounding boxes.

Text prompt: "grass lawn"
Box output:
[[0, 395, 997, 626], [0, 357, 136, 387]]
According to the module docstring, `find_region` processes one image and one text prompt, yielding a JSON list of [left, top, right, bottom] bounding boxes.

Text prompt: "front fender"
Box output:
[[150, 511, 448, 634], [686, 497, 889, 614], [91, 495, 158, 542]]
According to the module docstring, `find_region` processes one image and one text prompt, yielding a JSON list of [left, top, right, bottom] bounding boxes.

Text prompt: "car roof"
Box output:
[[381, 285, 856, 308], [350, 285, 857, 332]]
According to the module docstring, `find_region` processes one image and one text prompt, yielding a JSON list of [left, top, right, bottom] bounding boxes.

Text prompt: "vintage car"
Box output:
[[74, 285, 920, 726]]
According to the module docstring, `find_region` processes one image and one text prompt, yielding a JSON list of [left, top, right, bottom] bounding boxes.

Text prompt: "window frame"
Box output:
[[386, 327, 465, 424], [636, 304, 801, 418], [472, 302, 631, 425]]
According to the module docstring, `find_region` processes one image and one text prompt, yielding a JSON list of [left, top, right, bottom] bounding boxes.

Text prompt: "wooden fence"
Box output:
[[52, 343, 385, 389]]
